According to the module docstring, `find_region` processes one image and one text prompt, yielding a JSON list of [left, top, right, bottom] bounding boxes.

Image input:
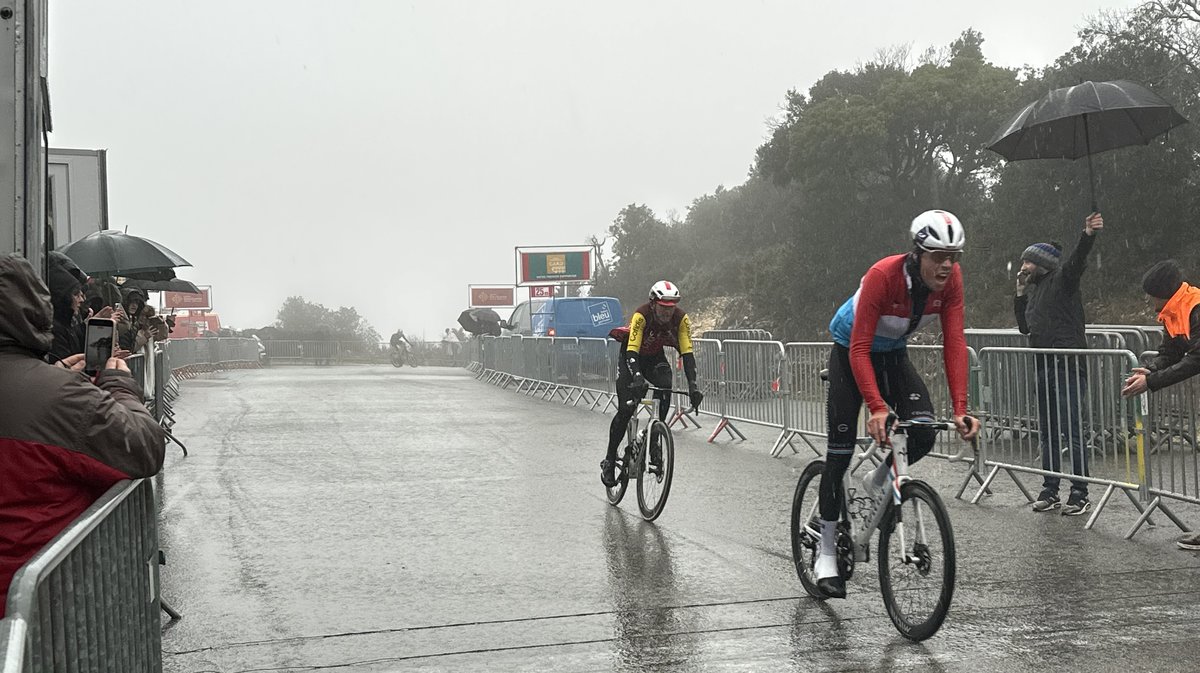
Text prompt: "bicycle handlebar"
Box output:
[[890, 416, 978, 463]]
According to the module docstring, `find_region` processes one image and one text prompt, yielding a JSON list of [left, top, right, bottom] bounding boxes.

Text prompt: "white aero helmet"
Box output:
[[910, 210, 965, 252], [649, 280, 681, 305]]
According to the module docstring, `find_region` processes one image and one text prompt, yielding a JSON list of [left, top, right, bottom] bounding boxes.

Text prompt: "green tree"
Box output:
[[592, 204, 692, 315], [274, 296, 380, 344], [593, 12, 1200, 336]]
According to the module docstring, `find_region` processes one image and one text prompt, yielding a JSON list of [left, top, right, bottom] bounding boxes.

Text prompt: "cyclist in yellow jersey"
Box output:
[[602, 281, 704, 487]]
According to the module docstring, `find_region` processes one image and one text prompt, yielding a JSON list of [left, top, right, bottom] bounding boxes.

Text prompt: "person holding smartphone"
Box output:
[[46, 251, 90, 364], [0, 254, 166, 617]]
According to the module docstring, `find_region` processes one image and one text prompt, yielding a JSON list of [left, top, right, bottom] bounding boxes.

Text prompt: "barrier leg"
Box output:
[[161, 598, 183, 623], [1084, 483, 1117, 530], [770, 429, 798, 458], [164, 429, 189, 457], [599, 395, 618, 414], [970, 465, 1002, 504], [707, 417, 746, 443], [799, 435, 824, 459], [668, 406, 701, 430], [1153, 499, 1190, 532], [1004, 468, 1035, 503], [954, 468, 990, 501], [1125, 496, 1163, 539]]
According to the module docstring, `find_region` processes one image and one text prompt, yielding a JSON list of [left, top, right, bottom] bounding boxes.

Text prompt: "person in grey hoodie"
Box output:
[[1015, 212, 1103, 516]]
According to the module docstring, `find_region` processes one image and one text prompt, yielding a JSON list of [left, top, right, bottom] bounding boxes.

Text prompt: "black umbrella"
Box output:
[[121, 277, 203, 294], [458, 308, 502, 336], [987, 79, 1188, 210], [57, 229, 191, 277]]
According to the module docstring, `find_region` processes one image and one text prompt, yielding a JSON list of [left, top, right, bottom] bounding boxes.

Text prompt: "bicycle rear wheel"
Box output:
[[636, 420, 674, 521], [877, 480, 956, 641], [789, 460, 826, 599]]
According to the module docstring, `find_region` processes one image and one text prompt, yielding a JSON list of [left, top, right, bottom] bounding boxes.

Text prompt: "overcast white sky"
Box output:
[[47, 0, 1138, 339]]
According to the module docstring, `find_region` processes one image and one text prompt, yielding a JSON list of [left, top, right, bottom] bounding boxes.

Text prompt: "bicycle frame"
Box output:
[[623, 385, 670, 462], [843, 419, 954, 565], [843, 434, 911, 562]]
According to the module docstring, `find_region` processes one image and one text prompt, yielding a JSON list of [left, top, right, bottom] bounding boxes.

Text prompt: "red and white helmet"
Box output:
[[910, 210, 965, 252], [649, 280, 681, 305]]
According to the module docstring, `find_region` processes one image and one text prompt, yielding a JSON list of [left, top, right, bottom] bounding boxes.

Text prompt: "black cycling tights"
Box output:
[[819, 345, 937, 522], [606, 355, 673, 461]]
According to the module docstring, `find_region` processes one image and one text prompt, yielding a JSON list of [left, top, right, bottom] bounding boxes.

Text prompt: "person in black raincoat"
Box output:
[[1014, 212, 1103, 516]]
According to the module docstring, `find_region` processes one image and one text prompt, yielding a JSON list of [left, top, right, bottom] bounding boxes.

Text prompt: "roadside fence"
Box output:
[[469, 333, 1200, 538]]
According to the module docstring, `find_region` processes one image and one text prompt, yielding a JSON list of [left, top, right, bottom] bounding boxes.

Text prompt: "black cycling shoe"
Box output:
[[600, 459, 618, 488], [816, 576, 847, 599], [648, 440, 663, 474]]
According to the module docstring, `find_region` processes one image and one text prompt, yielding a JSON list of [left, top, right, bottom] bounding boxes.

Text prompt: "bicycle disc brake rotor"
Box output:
[[909, 542, 932, 575]]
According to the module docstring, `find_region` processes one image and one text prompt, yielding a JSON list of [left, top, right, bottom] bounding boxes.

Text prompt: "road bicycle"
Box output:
[[389, 344, 418, 368], [791, 406, 968, 641], [605, 384, 695, 521]]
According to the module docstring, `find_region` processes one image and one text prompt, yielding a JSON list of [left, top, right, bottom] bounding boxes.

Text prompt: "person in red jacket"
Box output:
[[814, 210, 979, 599], [0, 254, 165, 616]]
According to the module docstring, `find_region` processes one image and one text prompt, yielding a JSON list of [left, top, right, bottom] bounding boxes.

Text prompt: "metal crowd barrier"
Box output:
[[1, 480, 163, 672], [972, 347, 1151, 531], [779, 342, 834, 457], [264, 339, 304, 361], [1088, 324, 1164, 355], [719, 340, 790, 453], [1, 336, 273, 670], [577, 337, 620, 412], [701, 329, 774, 341], [126, 352, 146, 388], [692, 339, 740, 441], [465, 332, 1194, 537], [966, 327, 1125, 351], [1133, 350, 1200, 537]]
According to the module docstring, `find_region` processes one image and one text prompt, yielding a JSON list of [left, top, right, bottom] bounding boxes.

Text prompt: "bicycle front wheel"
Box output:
[[877, 480, 956, 641], [636, 420, 674, 521], [789, 459, 826, 599], [606, 455, 630, 506]]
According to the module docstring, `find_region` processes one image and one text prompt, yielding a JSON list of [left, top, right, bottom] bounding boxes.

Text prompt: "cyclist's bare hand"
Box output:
[[954, 414, 980, 441], [867, 410, 891, 446]]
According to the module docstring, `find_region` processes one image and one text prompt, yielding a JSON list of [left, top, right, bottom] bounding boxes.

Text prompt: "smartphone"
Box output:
[[84, 318, 117, 376]]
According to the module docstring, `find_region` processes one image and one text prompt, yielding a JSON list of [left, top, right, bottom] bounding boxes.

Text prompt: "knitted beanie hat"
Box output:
[[1021, 242, 1061, 271], [1142, 260, 1184, 300]]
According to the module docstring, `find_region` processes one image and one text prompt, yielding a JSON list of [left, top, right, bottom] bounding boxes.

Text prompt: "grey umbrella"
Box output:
[[987, 79, 1188, 210], [57, 229, 191, 277]]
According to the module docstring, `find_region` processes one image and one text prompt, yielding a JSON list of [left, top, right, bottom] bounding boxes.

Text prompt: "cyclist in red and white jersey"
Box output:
[[815, 210, 980, 599]]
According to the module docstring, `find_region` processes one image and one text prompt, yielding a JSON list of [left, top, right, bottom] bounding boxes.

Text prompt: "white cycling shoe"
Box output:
[[815, 524, 846, 599]]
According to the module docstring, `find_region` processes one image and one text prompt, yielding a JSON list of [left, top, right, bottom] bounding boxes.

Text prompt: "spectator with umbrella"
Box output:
[[457, 308, 503, 337], [988, 79, 1187, 517], [1015, 213, 1104, 516]]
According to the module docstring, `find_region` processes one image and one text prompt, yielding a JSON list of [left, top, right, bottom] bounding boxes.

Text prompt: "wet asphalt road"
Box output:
[[158, 366, 1200, 672]]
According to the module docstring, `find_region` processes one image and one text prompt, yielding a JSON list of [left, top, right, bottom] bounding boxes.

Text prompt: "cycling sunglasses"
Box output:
[[926, 250, 962, 264]]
